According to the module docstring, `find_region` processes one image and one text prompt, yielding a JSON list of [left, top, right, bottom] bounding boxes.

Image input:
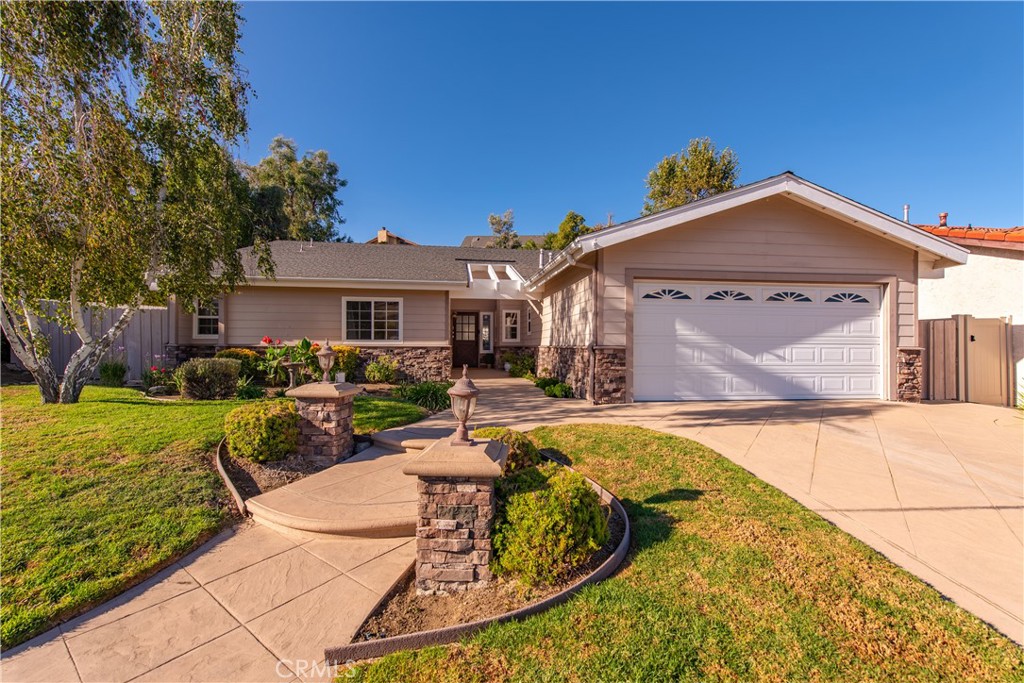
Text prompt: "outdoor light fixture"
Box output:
[[448, 365, 480, 446], [316, 340, 337, 383]]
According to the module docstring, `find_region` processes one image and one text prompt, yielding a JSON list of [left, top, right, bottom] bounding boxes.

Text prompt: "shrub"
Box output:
[[235, 375, 265, 400], [142, 366, 175, 391], [215, 348, 261, 379], [544, 382, 574, 399], [472, 426, 541, 473], [224, 400, 299, 462], [175, 358, 240, 400], [492, 467, 609, 586], [98, 359, 127, 387], [503, 350, 536, 378], [331, 345, 360, 381], [258, 345, 290, 386], [392, 381, 453, 412], [534, 376, 560, 390], [364, 355, 398, 384]]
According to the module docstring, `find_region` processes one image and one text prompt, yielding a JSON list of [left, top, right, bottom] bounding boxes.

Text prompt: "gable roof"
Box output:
[[461, 234, 547, 248], [914, 224, 1023, 251], [239, 241, 541, 286], [527, 172, 970, 289]]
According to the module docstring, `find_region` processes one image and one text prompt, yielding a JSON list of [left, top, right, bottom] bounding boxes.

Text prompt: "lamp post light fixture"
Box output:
[[316, 340, 337, 383], [448, 365, 480, 446]]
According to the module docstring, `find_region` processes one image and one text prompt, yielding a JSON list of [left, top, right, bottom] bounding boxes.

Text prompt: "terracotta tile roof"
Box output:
[[914, 224, 1024, 243]]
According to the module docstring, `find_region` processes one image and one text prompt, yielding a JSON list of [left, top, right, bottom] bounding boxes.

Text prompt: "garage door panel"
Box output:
[[634, 281, 882, 400]]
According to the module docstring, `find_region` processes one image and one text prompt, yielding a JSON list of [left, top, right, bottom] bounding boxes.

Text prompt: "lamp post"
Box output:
[[447, 365, 480, 446], [316, 340, 337, 383]]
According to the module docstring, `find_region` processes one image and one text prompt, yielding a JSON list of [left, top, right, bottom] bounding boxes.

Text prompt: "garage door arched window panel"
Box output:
[[766, 291, 813, 303], [642, 288, 692, 301], [705, 289, 753, 302], [825, 292, 870, 304]]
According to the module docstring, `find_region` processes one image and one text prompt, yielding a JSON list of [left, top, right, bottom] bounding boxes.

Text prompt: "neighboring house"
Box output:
[[168, 172, 968, 404], [365, 228, 418, 245], [915, 215, 1023, 398], [460, 234, 547, 248]]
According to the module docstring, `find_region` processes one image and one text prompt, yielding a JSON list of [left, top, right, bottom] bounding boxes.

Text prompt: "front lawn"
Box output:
[[356, 425, 1024, 682], [0, 386, 424, 648]]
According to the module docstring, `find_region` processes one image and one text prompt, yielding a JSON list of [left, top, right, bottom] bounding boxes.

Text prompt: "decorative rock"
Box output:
[[146, 385, 170, 396]]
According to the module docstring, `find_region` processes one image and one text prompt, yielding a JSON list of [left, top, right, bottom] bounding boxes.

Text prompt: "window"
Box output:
[[527, 309, 533, 336], [766, 291, 812, 303], [480, 312, 493, 353], [194, 300, 219, 338], [705, 289, 752, 302], [344, 298, 402, 341], [825, 292, 870, 303], [502, 309, 519, 342], [642, 288, 691, 300]]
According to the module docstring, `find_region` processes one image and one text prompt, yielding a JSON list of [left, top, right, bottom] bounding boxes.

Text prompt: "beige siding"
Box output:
[[223, 286, 447, 346], [600, 197, 918, 346], [540, 263, 594, 347]]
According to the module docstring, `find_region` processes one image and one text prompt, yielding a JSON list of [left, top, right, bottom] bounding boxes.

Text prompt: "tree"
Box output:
[[642, 137, 739, 215], [488, 209, 520, 249], [542, 211, 593, 251], [241, 136, 349, 242], [1, 1, 270, 403]]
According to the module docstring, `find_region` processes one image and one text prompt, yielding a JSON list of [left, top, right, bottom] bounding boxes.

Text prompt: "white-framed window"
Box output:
[[527, 309, 532, 336], [502, 309, 519, 343], [343, 297, 402, 342], [193, 300, 220, 339], [480, 312, 493, 353]]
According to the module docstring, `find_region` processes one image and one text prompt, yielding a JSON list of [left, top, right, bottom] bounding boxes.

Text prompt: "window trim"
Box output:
[[501, 308, 520, 343], [526, 309, 533, 336], [342, 296, 404, 343], [193, 300, 220, 340]]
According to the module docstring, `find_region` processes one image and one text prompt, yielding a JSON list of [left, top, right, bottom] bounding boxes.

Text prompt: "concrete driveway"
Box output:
[[463, 378, 1024, 644]]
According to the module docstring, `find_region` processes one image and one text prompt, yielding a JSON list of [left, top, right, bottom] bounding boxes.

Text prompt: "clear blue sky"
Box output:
[[237, 2, 1023, 244]]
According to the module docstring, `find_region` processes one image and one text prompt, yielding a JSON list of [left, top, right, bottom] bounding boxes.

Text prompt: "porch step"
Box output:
[[247, 445, 420, 541], [371, 426, 454, 452]]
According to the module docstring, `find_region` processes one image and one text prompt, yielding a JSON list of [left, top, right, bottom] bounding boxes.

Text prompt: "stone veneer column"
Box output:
[[592, 346, 627, 405], [286, 382, 362, 467], [403, 439, 508, 594], [896, 347, 924, 403]]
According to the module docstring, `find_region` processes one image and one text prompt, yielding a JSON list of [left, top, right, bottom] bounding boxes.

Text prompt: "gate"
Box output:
[[919, 315, 1013, 406]]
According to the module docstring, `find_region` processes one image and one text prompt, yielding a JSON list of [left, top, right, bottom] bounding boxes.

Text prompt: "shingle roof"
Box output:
[[240, 241, 543, 283], [914, 224, 1024, 245]]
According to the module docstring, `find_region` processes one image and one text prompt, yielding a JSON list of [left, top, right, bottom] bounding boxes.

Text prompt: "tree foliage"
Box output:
[[1, 1, 268, 403], [488, 209, 520, 249], [642, 137, 739, 215], [240, 136, 349, 243], [542, 211, 594, 251]]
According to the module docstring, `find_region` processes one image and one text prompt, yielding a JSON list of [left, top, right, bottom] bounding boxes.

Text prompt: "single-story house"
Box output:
[[916, 215, 1023, 399], [167, 172, 969, 403]]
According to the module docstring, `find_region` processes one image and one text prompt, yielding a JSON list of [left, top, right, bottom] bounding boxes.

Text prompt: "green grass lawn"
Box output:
[[0, 385, 424, 648], [356, 425, 1024, 682]]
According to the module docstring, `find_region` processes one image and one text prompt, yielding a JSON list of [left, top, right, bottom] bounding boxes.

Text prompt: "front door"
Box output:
[[452, 313, 479, 367]]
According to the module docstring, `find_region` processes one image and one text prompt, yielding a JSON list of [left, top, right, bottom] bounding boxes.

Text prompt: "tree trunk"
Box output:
[[0, 300, 62, 403], [58, 304, 140, 404]]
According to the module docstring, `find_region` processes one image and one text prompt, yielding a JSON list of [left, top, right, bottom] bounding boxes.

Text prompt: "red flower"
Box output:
[[261, 335, 273, 345], [275, 338, 281, 345], [150, 365, 158, 371]]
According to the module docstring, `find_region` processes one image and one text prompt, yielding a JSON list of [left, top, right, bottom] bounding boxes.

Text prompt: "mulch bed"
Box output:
[[354, 506, 626, 641], [220, 451, 329, 499]]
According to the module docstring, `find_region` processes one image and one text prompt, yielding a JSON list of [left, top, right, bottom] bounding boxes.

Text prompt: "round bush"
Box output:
[[364, 355, 398, 383], [493, 467, 609, 586], [176, 358, 240, 400], [215, 348, 261, 379], [224, 400, 299, 463], [472, 426, 541, 473], [544, 382, 574, 398], [392, 381, 453, 412]]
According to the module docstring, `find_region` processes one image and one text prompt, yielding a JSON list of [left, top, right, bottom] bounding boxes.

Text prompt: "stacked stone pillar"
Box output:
[[286, 382, 362, 468], [403, 439, 508, 594]]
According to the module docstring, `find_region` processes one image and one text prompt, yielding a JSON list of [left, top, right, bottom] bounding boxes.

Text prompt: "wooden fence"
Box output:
[[919, 315, 1013, 406], [11, 305, 171, 383]]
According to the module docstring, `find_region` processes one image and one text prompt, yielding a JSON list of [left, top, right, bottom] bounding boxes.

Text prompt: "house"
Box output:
[[365, 228, 418, 245], [915, 214, 1023, 400], [166, 172, 969, 403], [460, 234, 547, 248]]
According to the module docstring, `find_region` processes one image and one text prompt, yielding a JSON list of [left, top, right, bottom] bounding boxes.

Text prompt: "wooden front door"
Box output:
[[452, 313, 479, 368]]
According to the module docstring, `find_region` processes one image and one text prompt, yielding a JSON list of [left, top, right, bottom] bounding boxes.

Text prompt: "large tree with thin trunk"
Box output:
[[1, 1, 271, 403], [642, 137, 740, 215], [487, 209, 519, 249]]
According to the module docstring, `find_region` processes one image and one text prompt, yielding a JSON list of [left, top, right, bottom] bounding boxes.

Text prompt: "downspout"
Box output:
[[566, 252, 598, 402]]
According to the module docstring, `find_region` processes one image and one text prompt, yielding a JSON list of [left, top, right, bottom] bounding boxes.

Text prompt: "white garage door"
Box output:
[[633, 282, 882, 400]]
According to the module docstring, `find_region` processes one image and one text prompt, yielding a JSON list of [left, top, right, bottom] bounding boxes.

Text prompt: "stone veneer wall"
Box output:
[[896, 347, 923, 403], [536, 346, 589, 400], [293, 396, 355, 467], [356, 346, 452, 383], [165, 343, 217, 367], [415, 477, 496, 593], [592, 347, 627, 405]]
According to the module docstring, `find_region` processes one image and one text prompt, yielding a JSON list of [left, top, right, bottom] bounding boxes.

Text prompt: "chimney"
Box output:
[[377, 228, 389, 244], [903, 204, 910, 223], [939, 212, 948, 227]]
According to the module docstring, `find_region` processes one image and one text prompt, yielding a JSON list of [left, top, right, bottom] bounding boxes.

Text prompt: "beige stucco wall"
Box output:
[[919, 245, 1023, 393], [598, 196, 919, 348]]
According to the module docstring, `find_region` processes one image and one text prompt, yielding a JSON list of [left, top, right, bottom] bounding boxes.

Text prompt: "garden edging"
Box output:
[[216, 438, 248, 517], [323, 460, 631, 664]]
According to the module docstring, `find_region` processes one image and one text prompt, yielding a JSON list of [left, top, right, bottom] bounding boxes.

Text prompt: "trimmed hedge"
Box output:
[[176, 358, 240, 400], [224, 400, 299, 462], [493, 466, 609, 586], [215, 348, 261, 379], [472, 426, 541, 473]]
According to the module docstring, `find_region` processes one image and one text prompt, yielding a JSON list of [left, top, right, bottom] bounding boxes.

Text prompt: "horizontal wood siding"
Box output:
[[600, 197, 918, 346], [541, 265, 593, 347], [225, 286, 447, 346]]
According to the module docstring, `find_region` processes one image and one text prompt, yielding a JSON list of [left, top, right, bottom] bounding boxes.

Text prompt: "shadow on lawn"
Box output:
[[616, 488, 705, 570]]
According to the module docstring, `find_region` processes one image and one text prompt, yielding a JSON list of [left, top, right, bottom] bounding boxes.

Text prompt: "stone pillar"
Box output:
[[403, 439, 508, 594], [896, 347, 924, 403], [592, 346, 627, 405], [286, 382, 362, 467]]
